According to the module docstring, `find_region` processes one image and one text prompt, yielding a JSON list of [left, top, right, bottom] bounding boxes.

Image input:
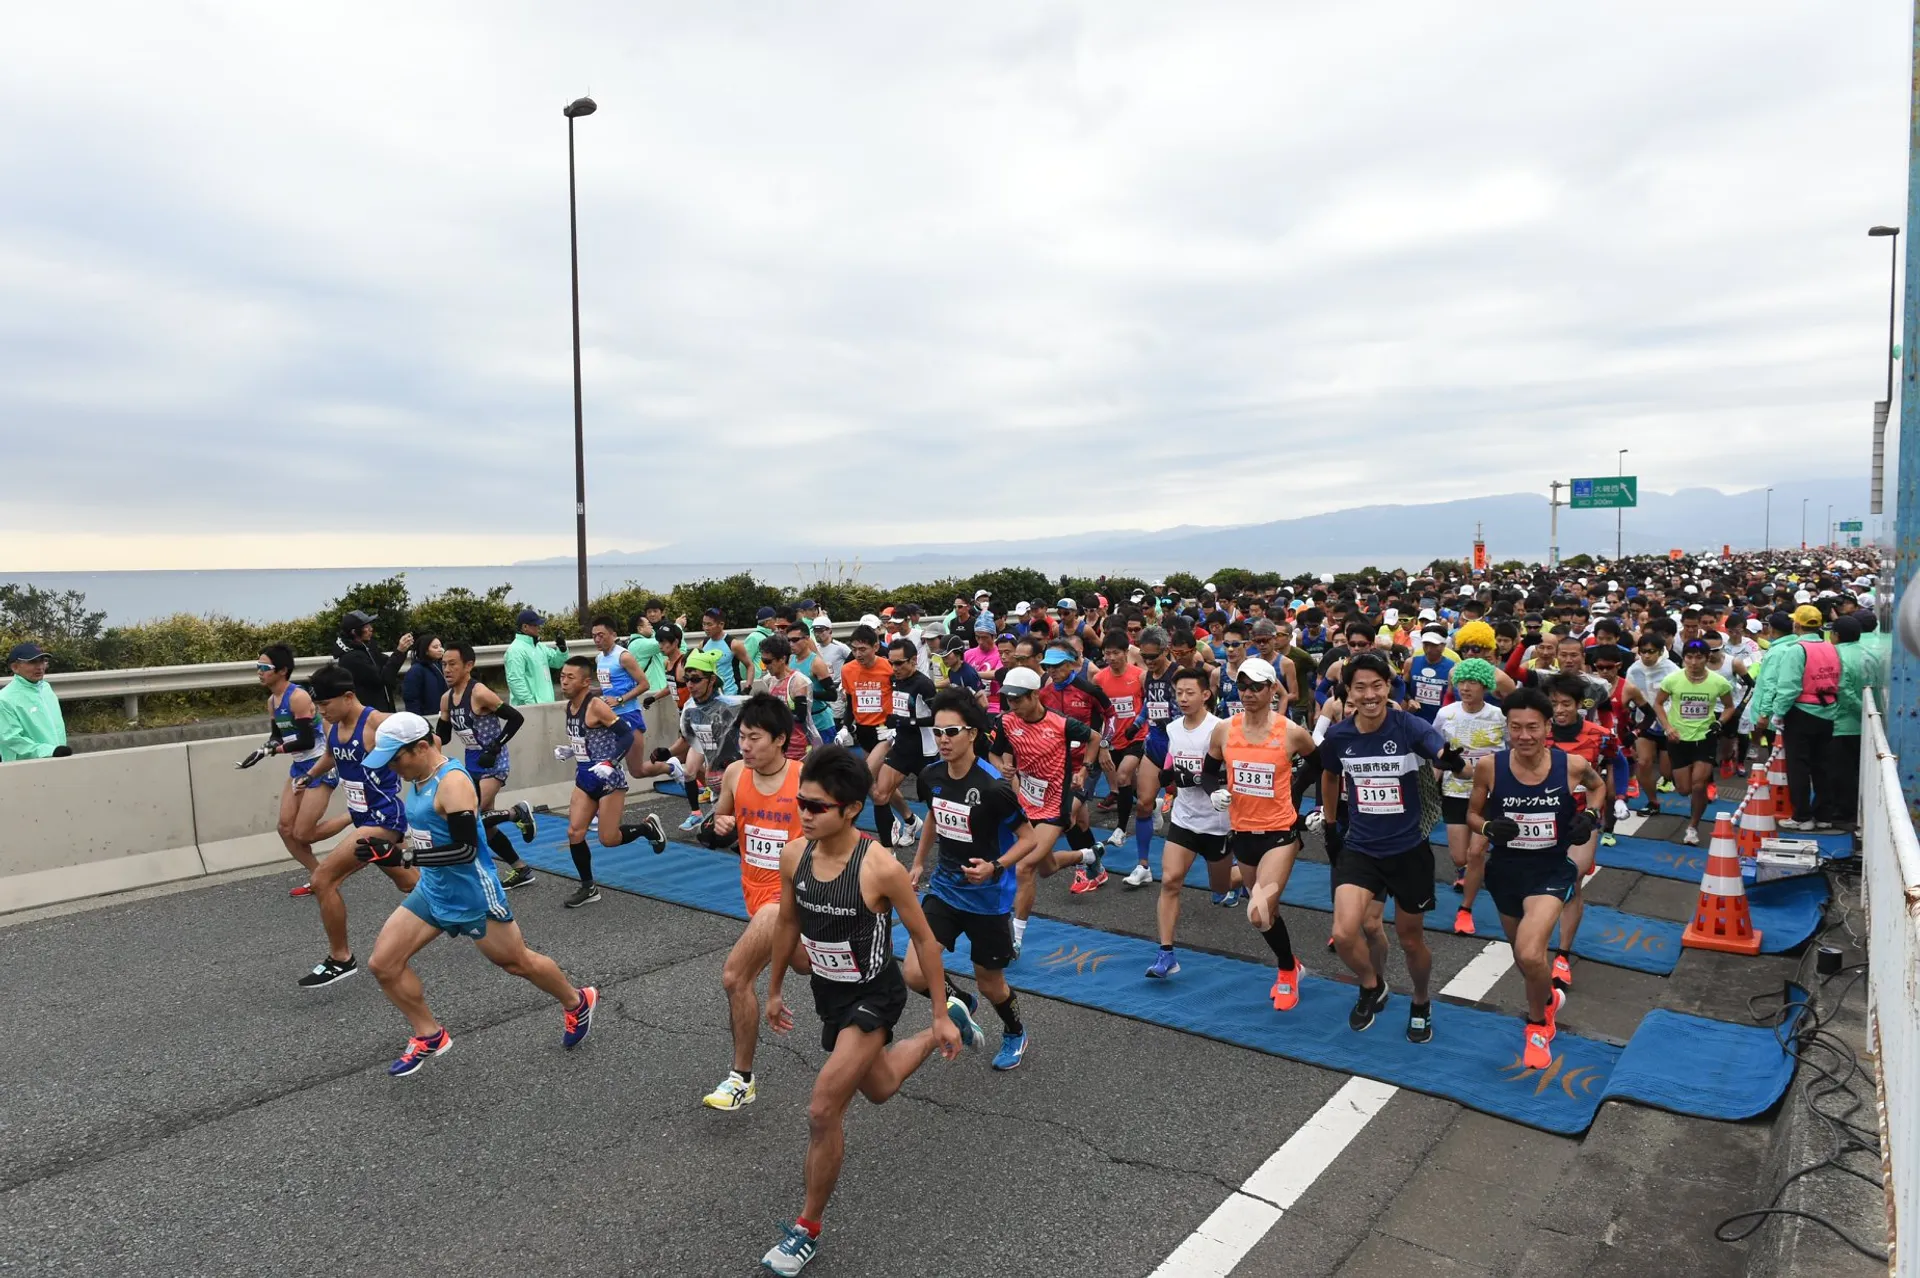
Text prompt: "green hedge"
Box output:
[[1, 558, 1463, 679]]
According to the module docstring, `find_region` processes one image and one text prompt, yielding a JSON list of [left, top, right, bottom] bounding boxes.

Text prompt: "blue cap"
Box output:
[[8, 641, 50, 663], [797, 599, 817, 610], [1041, 647, 1075, 667], [755, 607, 777, 621], [516, 608, 543, 627]]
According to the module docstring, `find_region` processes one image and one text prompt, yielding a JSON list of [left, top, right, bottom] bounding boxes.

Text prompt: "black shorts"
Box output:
[[1484, 854, 1579, 920], [1110, 740, 1145, 763], [853, 724, 885, 753], [882, 743, 928, 778], [1167, 821, 1229, 862], [1665, 736, 1714, 769], [921, 893, 1016, 971], [812, 964, 908, 1053], [1230, 829, 1301, 867], [1441, 795, 1471, 826], [1332, 840, 1437, 914]]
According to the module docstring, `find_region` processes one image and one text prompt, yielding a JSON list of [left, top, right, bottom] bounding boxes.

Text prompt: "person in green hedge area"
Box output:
[[505, 609, 569, 706]]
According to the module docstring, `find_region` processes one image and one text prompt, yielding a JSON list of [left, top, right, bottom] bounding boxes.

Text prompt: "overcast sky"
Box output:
[[2, 2, 1910, 571]]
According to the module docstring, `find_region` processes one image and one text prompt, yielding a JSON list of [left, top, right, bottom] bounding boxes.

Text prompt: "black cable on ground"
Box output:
[[1712, 869, 1888, 1263]]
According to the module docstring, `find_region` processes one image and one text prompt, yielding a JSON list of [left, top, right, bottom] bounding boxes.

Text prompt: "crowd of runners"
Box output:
[[236, 548, 1887, 1274]]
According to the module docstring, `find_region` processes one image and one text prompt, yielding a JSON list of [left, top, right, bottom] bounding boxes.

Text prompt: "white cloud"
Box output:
[[0, 1, 1906, 569]]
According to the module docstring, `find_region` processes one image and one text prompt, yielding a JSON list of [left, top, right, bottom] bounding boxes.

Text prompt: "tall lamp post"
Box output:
[[564, 95, 598, 626], [1827, 503, 1834, 549], [1870, 225, 1900, 526], [1616, 449, 1629, 561], [1801, 498, 1808, 551], [1764, 486, 1772, 554]]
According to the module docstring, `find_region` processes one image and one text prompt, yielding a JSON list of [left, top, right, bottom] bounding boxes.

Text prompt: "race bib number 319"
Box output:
[[1354, 782, 1403, 815]]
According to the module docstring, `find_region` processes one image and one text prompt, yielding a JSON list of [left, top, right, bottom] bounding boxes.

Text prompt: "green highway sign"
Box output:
[[1850, 536, 1862, 547], [1838, 520, 1864, 532], [1570, 476, 1637, 509]]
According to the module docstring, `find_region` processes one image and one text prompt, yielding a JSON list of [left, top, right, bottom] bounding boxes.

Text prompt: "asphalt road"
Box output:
[[0, 788, 1800, 1277]]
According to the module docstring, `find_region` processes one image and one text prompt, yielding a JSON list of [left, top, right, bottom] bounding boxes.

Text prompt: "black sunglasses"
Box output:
[[796, 795, 846, 815]]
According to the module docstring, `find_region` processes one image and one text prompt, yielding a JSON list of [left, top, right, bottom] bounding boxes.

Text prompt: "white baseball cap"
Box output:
[[1001, 666, 1043, 694], [1235, 656, 1279, 685], [363, 711, 434, 769]]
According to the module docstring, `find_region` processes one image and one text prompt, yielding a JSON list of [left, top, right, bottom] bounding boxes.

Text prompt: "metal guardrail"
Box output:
[[0, 622, 874, 722], [1861, 687, 1918, 1274]]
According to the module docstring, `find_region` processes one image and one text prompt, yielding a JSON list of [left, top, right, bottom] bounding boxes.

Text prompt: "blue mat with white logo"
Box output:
[[514, 814, 1805, 1136]]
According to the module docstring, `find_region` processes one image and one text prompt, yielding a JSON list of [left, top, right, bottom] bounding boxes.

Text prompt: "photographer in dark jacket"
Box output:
[[330, 610, 412, 712]]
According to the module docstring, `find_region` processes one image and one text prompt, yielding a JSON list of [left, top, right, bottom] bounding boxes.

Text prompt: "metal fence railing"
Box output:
[[1861, 687, 1919, 1274]]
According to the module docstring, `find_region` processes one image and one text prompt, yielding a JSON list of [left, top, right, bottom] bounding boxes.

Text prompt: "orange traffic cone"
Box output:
[[1737, 765, 1777, 859], [1683, 814, 1763, 955], [1767, 738, 1788, 794]]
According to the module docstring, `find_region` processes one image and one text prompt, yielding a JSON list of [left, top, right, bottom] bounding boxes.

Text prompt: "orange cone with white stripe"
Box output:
[[1683, 814, 1763, 955], [1737, 764, 1777, 858], [1767, 737, 1788, 794]]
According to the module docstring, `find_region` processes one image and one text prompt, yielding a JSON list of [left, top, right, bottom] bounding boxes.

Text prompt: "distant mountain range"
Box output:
[[515, 476, 1875, 572]]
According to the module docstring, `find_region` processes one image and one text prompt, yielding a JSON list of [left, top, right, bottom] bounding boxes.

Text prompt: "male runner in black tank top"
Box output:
[[760, 746, 967, 1276]]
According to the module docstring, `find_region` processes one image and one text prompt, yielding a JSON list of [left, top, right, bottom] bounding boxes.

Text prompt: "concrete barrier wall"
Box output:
[[0, 697, 666, 914]]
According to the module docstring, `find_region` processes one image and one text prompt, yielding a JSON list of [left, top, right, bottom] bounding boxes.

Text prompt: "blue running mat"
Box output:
[[514, 815, 1805, 1136], [648, 786, 1827, 968]]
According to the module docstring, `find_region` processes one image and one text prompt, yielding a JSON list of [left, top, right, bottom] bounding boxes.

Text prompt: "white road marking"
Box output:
[[1149, 941, 1514, 1277]]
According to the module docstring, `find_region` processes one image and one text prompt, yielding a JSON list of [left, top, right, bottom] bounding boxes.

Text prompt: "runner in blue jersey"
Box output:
[[1467, 688, 1603, 1069], [1127, 626, 1181, 877], [905, 689, 1035, 1071], [591, 615, 652, 771], [437, 642, 539, 890], [236, 643, 349, 897], [289, 663, 418, 990], [1317, 653, 1467, 1043], [1403, 629, 1455, 723], [352, 713, 600, 1078], [556, 656, 667, 909]]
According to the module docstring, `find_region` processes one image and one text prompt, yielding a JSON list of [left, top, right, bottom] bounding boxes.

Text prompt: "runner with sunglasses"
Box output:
[[906, 689, 1033, 1070], [237, 644, 349, 897], [760, 746, 967, 1277], [1125, 626, 1181, 887], [868, 638, 934, 848], [437, 642, 538, 890], [633, 648, 746, 834], [1037, 645, 1114, 893], [1092, 632, 1151, 877], [1431, 658, 1505, 934], [1653, 639, 1738, 846]]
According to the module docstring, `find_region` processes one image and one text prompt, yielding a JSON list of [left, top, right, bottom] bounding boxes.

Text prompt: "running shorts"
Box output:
[[1484, 854, 1579, 920], [1167, 822, 1229, 862], [812, 963, 908, 1052], [1229, 829, 1300, 867], [921, 894, 1016, 971], [1441, 795, 1471, 827], [1332, 839, 1437, 914]]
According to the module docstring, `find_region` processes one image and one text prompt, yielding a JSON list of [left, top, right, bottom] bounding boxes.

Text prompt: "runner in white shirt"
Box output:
[[1431, 659, 1505, 935]]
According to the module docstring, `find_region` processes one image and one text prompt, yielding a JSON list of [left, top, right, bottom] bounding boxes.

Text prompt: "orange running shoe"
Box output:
[[1551, 954, 1573, 989], [1271, 963, 1302, 1011], [1453, 907, 1476, 936], [1522, 1021, 1552, 1069]]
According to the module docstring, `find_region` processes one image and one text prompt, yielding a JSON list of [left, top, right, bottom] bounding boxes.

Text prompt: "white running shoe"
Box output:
[[1304, 809, 1325, 833], [1612, 798, 1629, 821], [1123, 862, 1153, 888], [892, 816, 921, 849], [1682, 825, 1701, 846], [1105, 825, 1129, 849]]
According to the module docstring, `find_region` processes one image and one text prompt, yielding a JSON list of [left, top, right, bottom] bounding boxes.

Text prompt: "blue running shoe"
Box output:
[[389, 1027, 451, 1078], [1212, 887, 1246, 908], [1145, 949, 1180, 979], [992, 1030, 1029, 1071], [946, 995, 983, 1050], [762, 1223, 818, 1275], [677, 810, 705, 833], [563, 986, 598, 1050]]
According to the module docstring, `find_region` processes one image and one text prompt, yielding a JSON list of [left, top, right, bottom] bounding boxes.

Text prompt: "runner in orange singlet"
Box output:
[[1204, 657, 1321, 1012], [697, 693, 812, 1111]]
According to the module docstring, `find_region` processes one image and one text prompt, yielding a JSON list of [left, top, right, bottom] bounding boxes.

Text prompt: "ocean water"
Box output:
[[4, 557, 1359, 626]]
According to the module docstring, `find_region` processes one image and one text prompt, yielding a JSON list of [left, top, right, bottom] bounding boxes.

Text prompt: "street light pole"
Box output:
[[564, 96, 598, 626], [1616, 449, 1628, 561], [1764, 487, 1772, 554], [1870, 226, 1901, 523], [1827, 503, 1834, 548], [1801, 498, 1808, 550]]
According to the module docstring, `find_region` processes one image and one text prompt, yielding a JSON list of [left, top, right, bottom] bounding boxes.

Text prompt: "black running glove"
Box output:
[[1483, 816, 1521, 847]]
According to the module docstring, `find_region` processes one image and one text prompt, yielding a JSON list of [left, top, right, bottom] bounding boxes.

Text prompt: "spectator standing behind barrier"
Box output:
[[331, 610, 411, 713], [1752, 603, 1842, 831], [402, 635, 448, 716], [1829, 614, 1868, 829], [0, 642, 71, 761], [505, 608, 568, 706]]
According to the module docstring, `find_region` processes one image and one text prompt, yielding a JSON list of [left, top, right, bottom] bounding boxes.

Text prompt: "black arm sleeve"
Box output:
[[436, 717, 453, 745], [286, 716, 317, 753], [412, 810, 481, 867], [494, 700, 525, 743], [1199, 753, 1227, 789]]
